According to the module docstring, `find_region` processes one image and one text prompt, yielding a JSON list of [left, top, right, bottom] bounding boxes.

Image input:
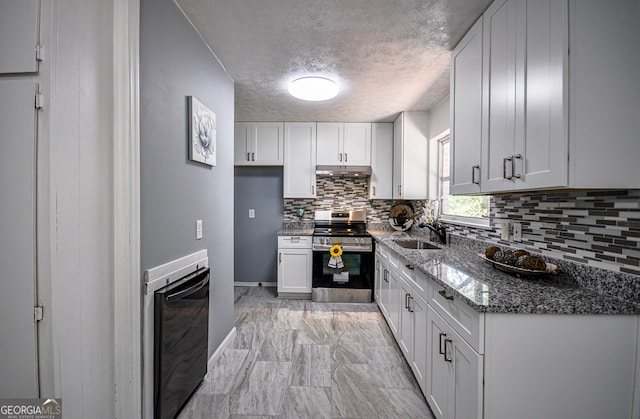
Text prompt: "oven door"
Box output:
[[311, 249, 374, 302]]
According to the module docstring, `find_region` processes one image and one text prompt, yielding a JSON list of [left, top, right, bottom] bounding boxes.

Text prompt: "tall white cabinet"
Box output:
[[450, 17, 483, 195], [369, 122, 394, 199], [277, 236, 312, 297], [481, 0, 567, 193], [283, 122, 317, 198], [393, 112, 429, 200]]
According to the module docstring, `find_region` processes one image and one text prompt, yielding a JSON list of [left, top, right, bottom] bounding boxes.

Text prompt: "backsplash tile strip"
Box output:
[[447, 190, 640, 278], [283, 176, 425, 226]]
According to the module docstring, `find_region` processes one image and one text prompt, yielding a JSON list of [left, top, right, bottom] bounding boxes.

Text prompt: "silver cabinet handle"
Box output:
[[311, 185, 315, 195], [344, 153, 348, 162], [444, 338, 453, 362], [252, 152, 255, 161], [439, 332, 447, 356], [512, 154, 522, 179], [405, 293, 410, 309], [247, 152, 251, 161], [438, 289, 454, 301], [279, 253, 282, 264], [383, 270, 388, 283], [290, 236, 300, 243], [405, 264, 414, 270], [408, 295, 414, 313], [397, 185, 402, 195], [339, 153, 343, 162], [503, 156, 513, 179], [372, 185, 376, 196], [472, 165, 480, 185]]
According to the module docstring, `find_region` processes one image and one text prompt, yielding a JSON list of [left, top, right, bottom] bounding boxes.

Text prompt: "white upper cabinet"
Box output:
[[481, 0, 567, 193], [369, 123, 394, 199], [0, 1, 40, 74], [393, 112, 428, 200], [283, 122, 317, 198], [234, 122, 284, 166], [452, 0, 640, 194], [316, 122, 371, 166], [450, 17, 484, 195]]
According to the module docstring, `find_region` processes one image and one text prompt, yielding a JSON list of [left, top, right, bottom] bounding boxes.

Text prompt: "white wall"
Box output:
[[427, 95, 450, 140]]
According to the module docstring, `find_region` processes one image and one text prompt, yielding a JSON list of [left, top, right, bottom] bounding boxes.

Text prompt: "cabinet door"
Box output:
[[450, 17, 483, 195], [386, 269, 400, 338], [398, 280, 413, 359], [378, 263, 390, 317], [427, 306, 453, 419], [234, 123, 251, 164], [342, 123, 371, 165], [0, 1, 40, 74], [427, 306, 483, 419], [392, 115, 404, 199], [411, 293, 428, 393], [394, 112, 428, 199], [252, 122, 284, 165], [316, 122, 343, 165], [514, 0, 567, 190], [370, 123, 394, 199], [277, 248, 312, 294], [481, 0, 518, 193], [0, 80, 38, 397], [284, 123, 317, 198]]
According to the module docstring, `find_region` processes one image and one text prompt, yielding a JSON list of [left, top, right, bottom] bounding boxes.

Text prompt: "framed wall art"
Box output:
[[189, 96, 216, 166]]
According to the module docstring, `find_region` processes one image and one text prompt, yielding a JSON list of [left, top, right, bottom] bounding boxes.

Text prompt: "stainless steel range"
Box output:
[[311, 210, 374, 303]]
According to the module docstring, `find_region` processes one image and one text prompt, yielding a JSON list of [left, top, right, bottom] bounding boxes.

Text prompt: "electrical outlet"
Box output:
[[249, 209, 255, 219], [196, 220, 203, 240], [501, 221, 510, 241], [513, 222, 522, 242]]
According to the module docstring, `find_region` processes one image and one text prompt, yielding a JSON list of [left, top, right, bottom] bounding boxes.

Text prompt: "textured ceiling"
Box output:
[[175, 0, 492, 122]]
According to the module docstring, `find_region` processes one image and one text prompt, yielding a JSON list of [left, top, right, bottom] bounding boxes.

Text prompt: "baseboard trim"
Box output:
[[234, 281, 277, 287], [207, 326, 237, 374]]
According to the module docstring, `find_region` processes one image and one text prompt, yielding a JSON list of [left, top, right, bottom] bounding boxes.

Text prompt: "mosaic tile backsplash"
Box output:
[[447, 190, 640, 277], [283, 175, 425, 226], [286, 180, 639, 277]]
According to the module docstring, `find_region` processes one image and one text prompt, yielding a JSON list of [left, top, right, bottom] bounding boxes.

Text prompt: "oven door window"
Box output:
[[312, 251, 373, 289]]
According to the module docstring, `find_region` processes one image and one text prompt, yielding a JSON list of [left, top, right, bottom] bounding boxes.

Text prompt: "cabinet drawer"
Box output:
[[430, 285, 484, 353], [376, 243, 389, 261], [278, 235, 312, 249], [405, 269, 430, 302]]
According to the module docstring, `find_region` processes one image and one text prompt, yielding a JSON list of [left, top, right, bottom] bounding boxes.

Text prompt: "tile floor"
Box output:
[[178, 285, 435, 418]]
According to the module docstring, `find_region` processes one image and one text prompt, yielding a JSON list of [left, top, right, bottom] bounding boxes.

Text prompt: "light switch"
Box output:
[[249, 209, 255, 219], [500, 221, 510, 241], [196, 220, 203, 239], [513, 222, 522, 242]]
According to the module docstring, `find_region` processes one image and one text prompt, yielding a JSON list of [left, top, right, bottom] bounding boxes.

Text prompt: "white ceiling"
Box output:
[[175, 0, 492, 122]]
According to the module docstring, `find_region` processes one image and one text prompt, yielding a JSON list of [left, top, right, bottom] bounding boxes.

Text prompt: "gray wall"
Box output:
[[234, 167, 284, 283], [140, 0, 235, 355]]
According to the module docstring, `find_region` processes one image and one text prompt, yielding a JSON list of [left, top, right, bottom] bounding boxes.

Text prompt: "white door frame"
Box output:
[[113, 0, 142, 417]]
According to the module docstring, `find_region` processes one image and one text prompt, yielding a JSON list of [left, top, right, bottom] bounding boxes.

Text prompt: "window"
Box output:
[[437, 137, 490, 226]]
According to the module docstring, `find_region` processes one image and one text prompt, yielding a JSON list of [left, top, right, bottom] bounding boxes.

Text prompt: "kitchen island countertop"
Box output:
[[369, 229, 640, 315]]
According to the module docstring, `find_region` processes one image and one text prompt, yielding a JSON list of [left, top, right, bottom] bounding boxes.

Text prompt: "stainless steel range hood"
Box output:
[[316, 165, 372, 177]]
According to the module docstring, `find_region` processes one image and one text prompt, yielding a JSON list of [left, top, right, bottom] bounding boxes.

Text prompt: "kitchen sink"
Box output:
[[394, 239, 441, 250]]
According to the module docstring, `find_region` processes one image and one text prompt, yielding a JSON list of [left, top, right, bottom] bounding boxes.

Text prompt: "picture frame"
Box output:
[[189, 96, 216, 166]]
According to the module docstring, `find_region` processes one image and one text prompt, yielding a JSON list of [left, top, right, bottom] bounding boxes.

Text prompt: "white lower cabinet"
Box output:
[[399, 277, 428, 393], [375, 239, 639, 419], [427, 305, 483, 419], [277, 236, 312, 297]]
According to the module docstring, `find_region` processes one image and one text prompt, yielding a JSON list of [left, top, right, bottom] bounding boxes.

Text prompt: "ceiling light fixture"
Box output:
[[288, 76, 339, 101]]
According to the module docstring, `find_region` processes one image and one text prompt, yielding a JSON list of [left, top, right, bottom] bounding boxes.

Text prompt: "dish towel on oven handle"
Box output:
[[328, 244, 344, 269]]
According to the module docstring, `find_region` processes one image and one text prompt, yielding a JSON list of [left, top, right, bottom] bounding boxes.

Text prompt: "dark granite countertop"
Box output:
[[278, 228, 314, 236], [369, 229, 640, 315]]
